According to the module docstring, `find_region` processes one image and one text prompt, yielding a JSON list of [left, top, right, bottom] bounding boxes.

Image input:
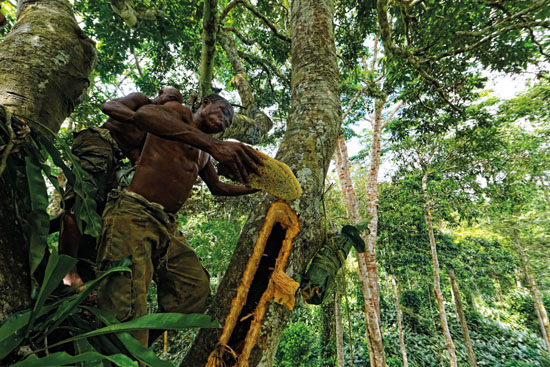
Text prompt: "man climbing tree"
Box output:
[[96, 95, 263, 347], [59, 86, 183, 289]]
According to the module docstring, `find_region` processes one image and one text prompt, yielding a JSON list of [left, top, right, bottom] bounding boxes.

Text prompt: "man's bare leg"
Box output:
[[59, 212, 84, 290]]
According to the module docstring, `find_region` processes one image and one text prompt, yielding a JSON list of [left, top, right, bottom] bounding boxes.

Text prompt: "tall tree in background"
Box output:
[[333, 39, 402, 364]]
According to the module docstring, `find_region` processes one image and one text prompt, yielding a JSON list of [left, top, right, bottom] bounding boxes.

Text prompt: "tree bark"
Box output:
[[320, 291, 337, 367], [216, 30, 273, 145], [199, 0, 218, 99], [0, 0, 95, 321], [449, 268, 477, 367], [422, 171, 458, 367], [517, 243, 550, 353], [534, 299, 550, 353], [335, 289, 345, 367], [363, 93, 387, 321], [333, 134, 386, 367], [391, 274, 408, 367], [0, 0, 95, 135], [181, 0, 341, 365]]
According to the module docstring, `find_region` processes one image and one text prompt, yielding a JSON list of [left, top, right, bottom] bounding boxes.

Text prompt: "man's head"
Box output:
[[195, 94, 235, 134], [152, 86, 183, 105]]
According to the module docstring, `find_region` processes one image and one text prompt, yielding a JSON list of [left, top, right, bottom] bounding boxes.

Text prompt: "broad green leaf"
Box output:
[[0, 303, 58, 359], [37, 134, 102, 236], [26, 250, 77, 336], [81, 307, 175, 367], [74, 338, 104, 367], [41, 264, 131, 338], [36, 134, 75, 183], [12, 351, 137, 367], [52, 308, 220, 366], [24, 157, 50, 276], [70, 312, 221, 339]]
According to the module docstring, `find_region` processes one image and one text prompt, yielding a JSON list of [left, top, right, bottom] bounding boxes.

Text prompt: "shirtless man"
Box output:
[[96, 95, 263, 346], [59, 87, 183, 289]]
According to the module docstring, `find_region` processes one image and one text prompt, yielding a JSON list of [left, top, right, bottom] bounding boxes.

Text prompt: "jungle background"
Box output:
[[0, 0, 549, 366]]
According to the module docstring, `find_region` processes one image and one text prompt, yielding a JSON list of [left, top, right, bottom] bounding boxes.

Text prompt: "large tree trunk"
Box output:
[[320, 291, 337, 367], [0, 0, 95, 134], [333, 134, 386, 367], [391, 274, 408, 367], [517, 243, 550, 353], [0, 0, 95, 321], [180, 0, 341, 365], [422, 171, 458, 367], [363, 95, 384, 321], [449, 269, 477, 367]]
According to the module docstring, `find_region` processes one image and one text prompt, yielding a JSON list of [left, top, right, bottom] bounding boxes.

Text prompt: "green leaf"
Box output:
[[40, 263, 131, 339], [81, 307, 175, 367], [56, 312, 220, 344], [36, 134, 75, 183], [0, 303, 58, 359], [12, 351, 137, 367], [24, 157, 50, 276], [49, 308, 220, 367], [74, 338, 104, 367], [26, 249, 77, 336], [37, 134, 102, 237]]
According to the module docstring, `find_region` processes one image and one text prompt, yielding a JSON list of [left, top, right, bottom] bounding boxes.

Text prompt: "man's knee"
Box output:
[[159, 267, 210, 314], [98, 271, 136, 321], [194, 268, 210, 312]]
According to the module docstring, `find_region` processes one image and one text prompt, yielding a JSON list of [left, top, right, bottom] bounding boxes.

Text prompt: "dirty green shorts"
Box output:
[[96, 190, 210, 346], [65, 127, 123, 212]]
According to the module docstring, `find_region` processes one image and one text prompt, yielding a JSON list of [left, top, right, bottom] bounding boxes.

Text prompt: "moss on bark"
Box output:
[[0, 0, 95, 135]]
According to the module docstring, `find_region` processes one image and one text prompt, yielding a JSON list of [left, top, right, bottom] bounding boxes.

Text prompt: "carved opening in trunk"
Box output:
[[207, 201, 300, 367]]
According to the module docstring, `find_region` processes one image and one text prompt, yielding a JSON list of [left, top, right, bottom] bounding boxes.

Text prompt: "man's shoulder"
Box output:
[[125, 92, 151, 106], [163, 102, 193, 121], [111, 92, 151, 110]]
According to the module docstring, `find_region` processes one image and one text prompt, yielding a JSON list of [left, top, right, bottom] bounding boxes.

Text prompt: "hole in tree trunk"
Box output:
[[225, 223, 286, 363]]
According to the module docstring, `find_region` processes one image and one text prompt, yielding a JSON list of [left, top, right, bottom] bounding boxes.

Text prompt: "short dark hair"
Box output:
[[203, 94, 235, 122]]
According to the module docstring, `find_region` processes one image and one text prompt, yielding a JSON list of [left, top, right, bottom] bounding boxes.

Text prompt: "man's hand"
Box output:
[[211, 141, 264, 184]]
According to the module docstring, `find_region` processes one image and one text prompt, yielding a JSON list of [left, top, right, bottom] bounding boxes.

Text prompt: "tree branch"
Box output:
[[219, 0, 240, 21], [382, 101, 403, 128], [428, 20, 550, 63], [222, 0, 290, 43], [223, 26, 257, 45], [343, 86, 367, 121], [199, 0, 219, 98], [238, 50, 290, 88]]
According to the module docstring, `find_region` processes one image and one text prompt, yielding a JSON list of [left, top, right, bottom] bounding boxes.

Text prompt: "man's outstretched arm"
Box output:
[[134, 103, 263, 183], [200, 160, 259, 196]]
